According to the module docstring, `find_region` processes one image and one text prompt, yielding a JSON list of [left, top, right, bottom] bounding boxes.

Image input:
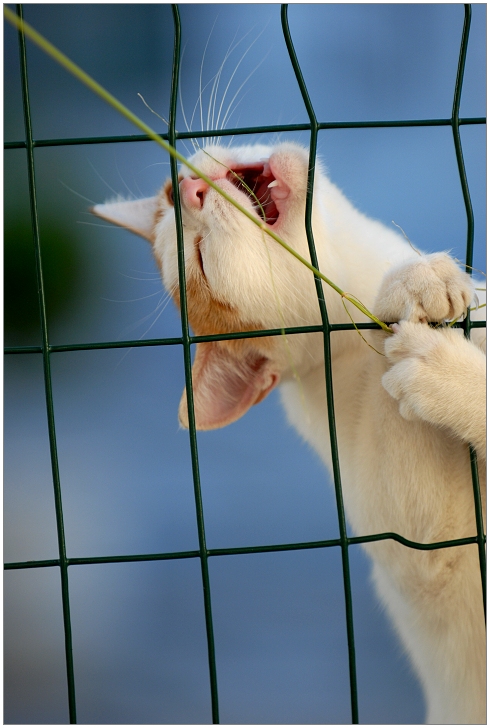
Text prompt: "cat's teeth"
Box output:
[[268, 180, 279, 188]]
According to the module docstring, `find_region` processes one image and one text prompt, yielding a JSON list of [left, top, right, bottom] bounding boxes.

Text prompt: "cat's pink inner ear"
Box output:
[[178, 342, 280, 431], [91, 196, 159, 242]]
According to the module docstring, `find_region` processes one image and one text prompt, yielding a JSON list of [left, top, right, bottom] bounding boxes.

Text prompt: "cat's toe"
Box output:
[[385, 321, 440, 363], [397, 397, 419, 422], [382, 355, 423, 422], [445, 274, 474, 320], [422, 253, 474, 320], [381, 365, 405, 400]]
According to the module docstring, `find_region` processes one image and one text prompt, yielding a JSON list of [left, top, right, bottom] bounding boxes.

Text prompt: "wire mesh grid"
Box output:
[[4, 3, 486, 724]]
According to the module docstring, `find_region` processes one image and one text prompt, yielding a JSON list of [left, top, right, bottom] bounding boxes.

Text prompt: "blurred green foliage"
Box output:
[[4, 212, 82, 342]]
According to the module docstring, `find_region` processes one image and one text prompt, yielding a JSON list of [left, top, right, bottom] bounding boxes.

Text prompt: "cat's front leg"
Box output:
[[382, 321, 486, 458], [373, 252, 485, 456]]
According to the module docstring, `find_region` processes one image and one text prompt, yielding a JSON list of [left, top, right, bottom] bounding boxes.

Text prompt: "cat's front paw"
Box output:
[[382, 320, 470, 425], [382, 322, 437, 421], [375, 253, 474, 324], [382, 321, 486, 455]]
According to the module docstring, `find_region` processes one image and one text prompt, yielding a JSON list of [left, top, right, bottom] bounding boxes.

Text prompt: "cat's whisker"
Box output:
[[179, 139, 195, 157], [114, 155, 137, 201], [206, 31, 236, 135], [76, 220, 121, 229], [256, 189, 271, 203], [178, 45, 201, 154], [112, 288, 174, 368], [113, 289, 178, 368], [119, 268, 162, 281], [210, 28, 258, 141], [188, 80, 219, 151], [189, 69, 222, 141], [138, 162, 171, 171], [224, 111, 245, 147], [270, 130, 285, 147], [58, 179, 97, 205], [86, 158, 121, 199], [179, 83, 191, 136], [119, 274, 162, 282], [199, 17, 219, 133], [190, 25, 248, 145], [131, 175, 148, 200], [216, 25, 268, 131], [114, 294, 167, 336], [101, 290, 164, 304], [178, 45, 193, 134], [220, 52, 270, 131], [208, 27, 245, 136], [116, 285, 177, 341], [128, 267, 161, 276], [196, 228, 213, 243], [135, 289, 179, 341]]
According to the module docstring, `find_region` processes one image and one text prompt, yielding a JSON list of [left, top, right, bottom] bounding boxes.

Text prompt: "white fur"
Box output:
[[93, 142, 486, 724]]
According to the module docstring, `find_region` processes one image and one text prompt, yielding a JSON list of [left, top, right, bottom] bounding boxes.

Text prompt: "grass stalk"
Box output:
[[4, 6, 392, 334]]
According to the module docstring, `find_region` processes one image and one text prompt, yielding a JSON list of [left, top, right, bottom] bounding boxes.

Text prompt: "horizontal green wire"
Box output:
[[4, 4, 486, 722], [5, 319, 485, 356], [5, 531, 483, 572], [4, 116, 486, 150]]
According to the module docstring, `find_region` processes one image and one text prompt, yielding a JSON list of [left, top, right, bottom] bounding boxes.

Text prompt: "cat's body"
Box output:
[[93, 142, 486, 724]]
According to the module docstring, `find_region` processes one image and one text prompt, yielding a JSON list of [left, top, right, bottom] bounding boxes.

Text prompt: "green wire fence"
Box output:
[[4, 4, 486, 724]]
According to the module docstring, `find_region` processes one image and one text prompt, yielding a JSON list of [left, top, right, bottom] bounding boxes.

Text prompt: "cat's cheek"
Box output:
[[159, 245, 178, 294], [269, 143, 309, 192]]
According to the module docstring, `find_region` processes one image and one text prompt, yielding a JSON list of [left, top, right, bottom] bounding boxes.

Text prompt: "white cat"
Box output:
[[93, 142, 486, 724]]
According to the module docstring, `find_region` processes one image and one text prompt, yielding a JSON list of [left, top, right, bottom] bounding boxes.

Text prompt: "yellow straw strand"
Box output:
[[4, 6, 392, 334]]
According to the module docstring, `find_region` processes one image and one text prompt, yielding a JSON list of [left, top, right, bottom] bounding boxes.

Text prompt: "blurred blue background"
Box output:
[[4, 3, 486, 724]]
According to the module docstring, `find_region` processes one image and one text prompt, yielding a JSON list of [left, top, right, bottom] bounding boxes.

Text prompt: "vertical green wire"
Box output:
[[169, 6, 220, 722], [15, 4, 77, 722], [6, 3, 485, 723], [451, 4, 486, 615], [280, 5, 359, 724], [452, 5, 475, 276]]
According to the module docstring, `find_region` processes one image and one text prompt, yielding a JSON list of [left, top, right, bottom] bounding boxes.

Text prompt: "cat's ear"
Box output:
[[91, 197, 159, 243], [178, 342, 280, 430]]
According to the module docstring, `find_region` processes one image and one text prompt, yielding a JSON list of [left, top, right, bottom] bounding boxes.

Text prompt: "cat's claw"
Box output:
[[375, 252, 474, 324]]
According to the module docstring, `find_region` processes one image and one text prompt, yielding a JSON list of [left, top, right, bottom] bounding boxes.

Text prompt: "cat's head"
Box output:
[[92, 142, 321, 430]]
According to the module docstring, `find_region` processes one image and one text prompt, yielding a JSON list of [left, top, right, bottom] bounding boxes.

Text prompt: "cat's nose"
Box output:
[[180, 177, 208, 209]]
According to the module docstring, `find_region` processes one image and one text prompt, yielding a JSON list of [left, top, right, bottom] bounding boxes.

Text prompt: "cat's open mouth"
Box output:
[[227, 163, 281, 226]]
